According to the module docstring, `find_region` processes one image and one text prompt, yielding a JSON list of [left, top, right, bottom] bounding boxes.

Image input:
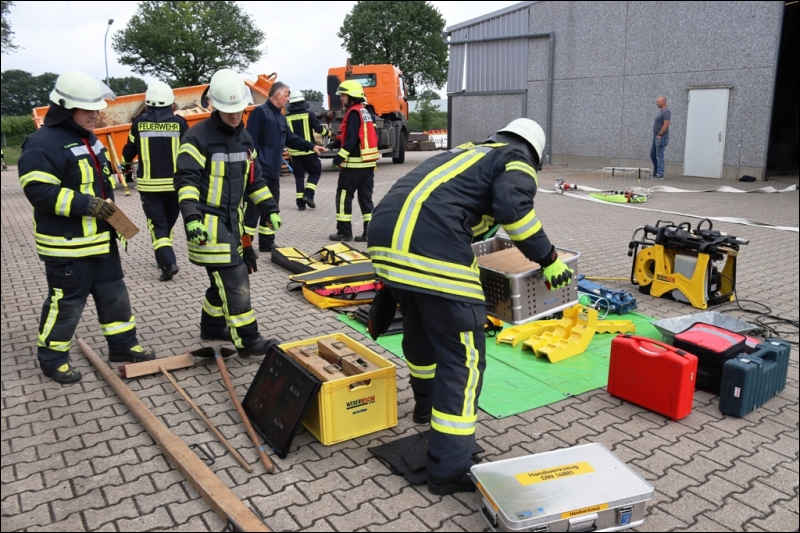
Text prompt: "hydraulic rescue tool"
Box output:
[[628, 219, 748, 310]]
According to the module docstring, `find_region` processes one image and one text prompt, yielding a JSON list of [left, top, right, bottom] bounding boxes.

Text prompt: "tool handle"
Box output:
[[160, 366, 253, 473], [215, 356, 276, 474]]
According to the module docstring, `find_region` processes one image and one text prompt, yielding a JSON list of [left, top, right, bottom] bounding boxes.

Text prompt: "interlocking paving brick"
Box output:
[[658, 491, 719, 526], [633, 449, 690, 477], [704, 497, 765, 531], [112, 506, 174, 531], [730, 480, 793, 511], [407, 493, 472, 529], [327, 501, 387, 530], [372, 486, 432, 521], [763, 432, 800, 460], [288, 493, 347, 529], [674, 454, 725, 482], [331, 478, 389, 512], [697, 442, 751, 469], [715, 460, 770, 489], [252, 484, 309, 518], [634, 507, 689, 531], [687, 474, 746, 506], [675, 515, 732, 532]]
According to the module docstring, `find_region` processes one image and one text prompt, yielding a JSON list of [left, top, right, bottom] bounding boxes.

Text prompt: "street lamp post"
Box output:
[[104, 19, 114, 87]]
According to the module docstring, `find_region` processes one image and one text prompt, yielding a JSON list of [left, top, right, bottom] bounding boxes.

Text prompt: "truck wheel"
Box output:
[[392, 133, 407, 164]]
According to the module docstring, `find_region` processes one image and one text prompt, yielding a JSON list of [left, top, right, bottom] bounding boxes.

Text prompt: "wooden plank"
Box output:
[[340, 354, 381, 376], [76, 337, 270, 532], [105, 199, 139, 240], [120, 352, 195, 378], [478, 247, 576, 275]]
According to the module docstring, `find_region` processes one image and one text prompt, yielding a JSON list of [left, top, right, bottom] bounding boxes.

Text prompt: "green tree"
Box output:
[[417, 89, 440, 101], [112, 1, 266, 87], [338, 1, 448, 98], [1, 70, 58, 116], [1, 1, 18, 55], [299, 89, 324, 103], [108, 76, 147, 96]]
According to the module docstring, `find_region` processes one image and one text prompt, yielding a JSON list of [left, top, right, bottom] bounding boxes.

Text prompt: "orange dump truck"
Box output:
[[31, 73, 278, 186]]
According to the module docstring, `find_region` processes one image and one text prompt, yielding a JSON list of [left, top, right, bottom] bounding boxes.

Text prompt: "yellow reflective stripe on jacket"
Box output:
[[371, 247, 485, 301], [460, 331, 480, 418], [38, 288, 63, 348], [407, 361, 436, 380], [208, 158, 225, 207], [249, 186, 273, 205], [472, 215, 495, 237], [503, 207, 542, 242], [287, 114, 314, 155], [431, 408, 478, 436], [101, 316, 136, 336], [187, 242, 231, 263], [338, 148, 351, 159], [54, 189, 75, 216], [179, 142, 206, 167], [76, 160, 98, 238], [393, 146, 492, 251], [178, 186, 200, 202], [141, 136, 152, 180], [137, 177, 174, 192], [505, 161, 538, 186], [20, 171, 60, 188]]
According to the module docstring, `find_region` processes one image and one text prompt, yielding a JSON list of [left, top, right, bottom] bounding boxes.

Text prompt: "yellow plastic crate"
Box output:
[[280, 333, 398, 445]]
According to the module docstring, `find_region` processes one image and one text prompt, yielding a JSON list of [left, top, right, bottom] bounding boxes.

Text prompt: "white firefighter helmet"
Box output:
[[145, 81, 175, 107], [49, 71, 115, 111], [208, 69, 249, 113], [289, 90, 305, 104], [498, 118, 546, 164]]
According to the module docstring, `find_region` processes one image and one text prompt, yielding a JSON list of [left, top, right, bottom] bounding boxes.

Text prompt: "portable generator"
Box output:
[[627, 219, 748, 310]]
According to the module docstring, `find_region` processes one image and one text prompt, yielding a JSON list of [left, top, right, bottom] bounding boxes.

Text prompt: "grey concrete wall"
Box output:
[[450, 94, 525, 146], [450, 1, 784, 179]]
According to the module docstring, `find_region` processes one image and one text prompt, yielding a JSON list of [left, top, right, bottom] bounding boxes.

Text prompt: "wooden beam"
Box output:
[[119, 352, 195, 378], [76, 337, 269, 531]]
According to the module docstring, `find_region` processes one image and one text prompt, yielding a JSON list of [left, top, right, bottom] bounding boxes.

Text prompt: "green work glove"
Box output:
[[185, 219, 209, 245], [542, 258, 574, 290], [87, 197, 116, 219], [268, 212, 282, 231]]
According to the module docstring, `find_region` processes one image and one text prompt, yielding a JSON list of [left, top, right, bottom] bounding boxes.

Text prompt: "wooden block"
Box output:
[[120, 352, 194, 378], [317, 339, 357, 365], [305, 355, 348, 382], [285, 346, 318, 369], [105, 199, 139, 239], [340, 354, 381, 376]]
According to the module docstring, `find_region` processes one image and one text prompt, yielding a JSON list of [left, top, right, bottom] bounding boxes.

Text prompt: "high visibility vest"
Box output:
[[339, 104, 379, 168]]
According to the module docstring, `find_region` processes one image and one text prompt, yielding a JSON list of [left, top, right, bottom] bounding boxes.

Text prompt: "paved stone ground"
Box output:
[[2, 151, 798, 532]]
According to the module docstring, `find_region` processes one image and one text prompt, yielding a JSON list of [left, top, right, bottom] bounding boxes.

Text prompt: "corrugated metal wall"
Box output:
[[446, 6, 530, 93]]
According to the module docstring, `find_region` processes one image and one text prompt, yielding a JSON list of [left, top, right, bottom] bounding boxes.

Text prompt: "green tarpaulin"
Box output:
[[336, 311, 663, 418]]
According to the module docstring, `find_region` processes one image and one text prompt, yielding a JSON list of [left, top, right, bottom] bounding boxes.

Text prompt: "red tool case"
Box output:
[[608, 335, 698, 420]]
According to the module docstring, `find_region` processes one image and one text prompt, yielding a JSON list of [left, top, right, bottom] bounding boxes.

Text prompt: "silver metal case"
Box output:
[[470, 443, 654, 532]]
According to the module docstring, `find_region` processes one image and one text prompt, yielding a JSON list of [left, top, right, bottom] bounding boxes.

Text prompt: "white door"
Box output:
[[684, 88, 729, 178]]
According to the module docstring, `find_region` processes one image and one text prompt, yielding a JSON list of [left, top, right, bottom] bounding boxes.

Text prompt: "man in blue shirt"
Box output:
[[244, 82, 326, 252], [650, 96, 670, 179]]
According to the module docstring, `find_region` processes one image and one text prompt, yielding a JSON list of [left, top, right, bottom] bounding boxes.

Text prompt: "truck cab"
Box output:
[[321, 63, 409, 164]]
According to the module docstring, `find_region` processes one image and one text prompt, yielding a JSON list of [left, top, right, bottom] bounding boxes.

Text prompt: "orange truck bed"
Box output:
[[31, 74, 277, 173]]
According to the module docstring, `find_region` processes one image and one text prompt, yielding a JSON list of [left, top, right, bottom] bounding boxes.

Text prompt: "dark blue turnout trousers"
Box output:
[[292, 154, 322, 203], [37, 240, 138, 373], [388, 287, 487, 478], [335, 167, 374, 237], [140, 191, 180, 269], [199, 262, 261, 350]]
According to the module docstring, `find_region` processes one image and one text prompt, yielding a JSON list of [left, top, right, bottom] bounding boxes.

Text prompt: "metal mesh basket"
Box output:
[[472, 236, 580, 325]]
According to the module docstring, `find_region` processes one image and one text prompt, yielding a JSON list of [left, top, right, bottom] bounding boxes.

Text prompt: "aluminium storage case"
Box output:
[[280, 333, 397, 445], [472, 236, 580, 325], [470, 443, 654, 532]]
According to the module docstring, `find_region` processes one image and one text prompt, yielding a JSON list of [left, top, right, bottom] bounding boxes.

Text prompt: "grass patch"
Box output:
[[2, 146, 22, 166]]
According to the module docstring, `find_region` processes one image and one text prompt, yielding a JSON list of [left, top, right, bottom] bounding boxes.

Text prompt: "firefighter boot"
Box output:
[[354, 222, 369, 242], [43, 363, 83, 384], [109, 345, 156, 363], [159, 264, 179, 281], [303, 192, 316, 209]]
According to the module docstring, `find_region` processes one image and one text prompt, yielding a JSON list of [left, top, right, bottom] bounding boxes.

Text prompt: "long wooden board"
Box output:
[[76, 337, 269, 532], [478, 247, 576, 275]]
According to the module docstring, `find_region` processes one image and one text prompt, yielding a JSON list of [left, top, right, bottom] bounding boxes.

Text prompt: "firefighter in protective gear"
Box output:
[[286, 90, 332, 210], [175, 69, 279, 355], [329, 80, 379, 242], [244, 81, 326, 252], [121, 81, 189, 281], [367, 118, 573, 495], [19, 71, 157, 384]]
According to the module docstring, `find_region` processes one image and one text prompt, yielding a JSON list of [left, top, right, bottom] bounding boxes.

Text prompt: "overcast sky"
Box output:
[[2, 1, 520, 99]]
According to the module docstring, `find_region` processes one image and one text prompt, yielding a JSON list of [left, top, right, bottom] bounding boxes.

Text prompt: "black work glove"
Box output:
[[328, 139, 341, 150], [332, 155, 344, 169], [120, 163, 133, 181], [243, 246, 258, 274], [87, 197, 116, 219]]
